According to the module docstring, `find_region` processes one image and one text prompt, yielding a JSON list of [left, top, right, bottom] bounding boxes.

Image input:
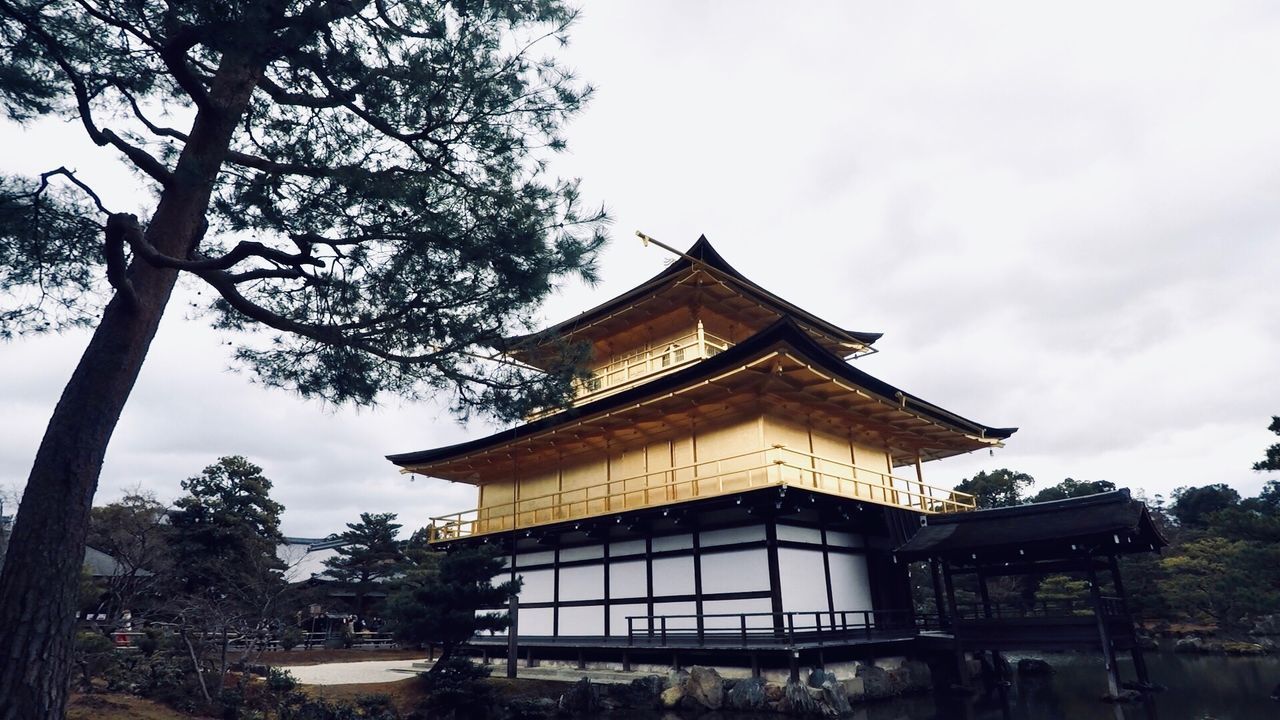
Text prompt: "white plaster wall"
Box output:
[[609, 602, 648, 636], [558, 563, 603, 602], [514, 549, 555, 567], [700, 548, 769, 594], [609, 558, 647, 598], [558, 604, 605, 635], [560, 544, 603, 562], [610, 539, 646, 557], [776, 524, 822, 544], [651, 555, 695, 595], [828, 552, 873, 612], [700, 525, 765, 546], [652, 533, 693, 551], [519, 607, 554, 636], [778, 547, 827, 612], [652, 600, 697, 632], [701, 597, 774, 629], [825, 530, 865, 548], [516, 568, 554, 603]]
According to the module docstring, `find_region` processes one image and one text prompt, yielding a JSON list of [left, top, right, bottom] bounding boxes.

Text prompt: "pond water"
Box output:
[[621, 649, 1280, 720]]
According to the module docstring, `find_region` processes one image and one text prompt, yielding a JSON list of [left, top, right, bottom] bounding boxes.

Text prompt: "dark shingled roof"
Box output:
[[500, 235, 883, 353], [387, 317, 1016, 469], [894, 489, 1167, 564]]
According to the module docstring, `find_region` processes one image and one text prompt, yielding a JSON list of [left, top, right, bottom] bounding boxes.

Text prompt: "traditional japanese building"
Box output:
[[387, 236, 1016, 658]]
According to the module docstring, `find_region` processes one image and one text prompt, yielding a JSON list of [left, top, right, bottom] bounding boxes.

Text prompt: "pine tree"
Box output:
[[0, 2, 604, 714], [323, 512, 404, 626], [384, 544, 517, 670], [165, 456, 287, 702]]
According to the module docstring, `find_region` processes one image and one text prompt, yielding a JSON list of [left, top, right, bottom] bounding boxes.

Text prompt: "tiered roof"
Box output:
[[388, 237, 1015, 479]]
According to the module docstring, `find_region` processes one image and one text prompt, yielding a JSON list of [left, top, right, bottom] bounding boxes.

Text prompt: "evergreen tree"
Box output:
[[1170, 484, 1240, 527], [953, 469, 1035, 509], [168, 456, 285, 598], [1159, 537, 1280, 629], [323, 512, 404, 625], [1029, 478, 1116, 503], [396, 525, 443, 589], [1253, 416, 1280, 472], [165, 456, 287, 703], [86, 492, 170, 622], [384, 544, 517, 671], [0, 2, 604, 714]]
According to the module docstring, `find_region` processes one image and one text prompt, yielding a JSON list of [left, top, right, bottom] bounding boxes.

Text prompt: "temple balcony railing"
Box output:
[[523, 325, 732, 421], [426, 445, 976, 543]]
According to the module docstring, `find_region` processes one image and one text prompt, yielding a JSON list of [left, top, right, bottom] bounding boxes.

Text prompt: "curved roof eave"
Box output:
[[500, 235, 883, 352], [387, 317, 1014, 470]]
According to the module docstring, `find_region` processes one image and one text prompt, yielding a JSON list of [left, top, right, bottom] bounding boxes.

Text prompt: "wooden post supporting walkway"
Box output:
[[1087, 563, 1122, 698], [942, 562, 969, 692], [1107, 554, 1150, 685]]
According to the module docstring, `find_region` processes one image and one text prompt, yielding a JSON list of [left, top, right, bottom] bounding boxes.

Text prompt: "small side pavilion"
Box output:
[[894, 489, 1167, 699]]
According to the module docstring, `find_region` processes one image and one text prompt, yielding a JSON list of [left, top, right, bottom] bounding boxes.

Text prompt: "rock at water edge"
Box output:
[[685, 666, 724, 710]]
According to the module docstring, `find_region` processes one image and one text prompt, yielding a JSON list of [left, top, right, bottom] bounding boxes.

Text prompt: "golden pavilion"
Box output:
[[387, 236, 1016, 646]]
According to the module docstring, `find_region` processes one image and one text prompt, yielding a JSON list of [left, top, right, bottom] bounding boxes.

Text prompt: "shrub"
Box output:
[[280, 626, 304, 652], [267, 667, 298, 694], [73, 631, 119, 690], [137, 627, 165, 657], [417, 657, 492, 719]]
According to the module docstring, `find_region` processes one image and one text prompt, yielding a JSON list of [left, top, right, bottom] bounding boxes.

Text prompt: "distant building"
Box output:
[[277, 536, 348, 584]]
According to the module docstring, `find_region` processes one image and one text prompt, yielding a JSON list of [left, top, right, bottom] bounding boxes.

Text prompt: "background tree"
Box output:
[[323, 512, 405, 626], [384, 544, 517, 671], [1158, 537, 1280, 629], [1029, 477, 1116, 503], [1170, 484, 1241, 527], [1253, 416, 1280, 472], [953, 468, 1035, 509], [86, 491, 170, 623], [165, 456, 287, 703], [0, 2, 604, 714]]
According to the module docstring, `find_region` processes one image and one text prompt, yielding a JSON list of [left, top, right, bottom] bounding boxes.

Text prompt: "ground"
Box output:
[[305, 676, 576, 715], [258, 647, 430, 666], [68, 693, 213, 720], [70, 676, 577, 719]]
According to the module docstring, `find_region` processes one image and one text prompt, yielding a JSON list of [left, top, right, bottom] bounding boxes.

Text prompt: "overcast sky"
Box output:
[[3, 1, 1279, 538]]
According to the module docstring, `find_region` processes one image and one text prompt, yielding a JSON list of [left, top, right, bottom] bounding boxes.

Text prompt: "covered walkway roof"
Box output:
[[894, 489, 1167, 565]]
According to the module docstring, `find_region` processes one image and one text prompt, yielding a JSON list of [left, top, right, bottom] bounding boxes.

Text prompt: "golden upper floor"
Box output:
[[503, 236, 882, 408]]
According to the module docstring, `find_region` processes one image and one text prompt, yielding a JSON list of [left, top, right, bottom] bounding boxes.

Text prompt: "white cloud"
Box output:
[[3, 1, 1279, 536]]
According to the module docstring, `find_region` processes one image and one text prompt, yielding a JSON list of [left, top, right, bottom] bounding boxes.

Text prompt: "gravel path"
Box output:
[[279, 659, 425, 685]]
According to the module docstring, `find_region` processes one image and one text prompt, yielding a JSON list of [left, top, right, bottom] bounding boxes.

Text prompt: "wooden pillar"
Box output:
[[765, 519, 785, 636], [941, 562, 969, 690], [977, 566, 993, 619], [930, 559, 947, 628], [1087, 561, 1122, 698], [506, 594, 518, 679], [1108, 553, 1151, 686]]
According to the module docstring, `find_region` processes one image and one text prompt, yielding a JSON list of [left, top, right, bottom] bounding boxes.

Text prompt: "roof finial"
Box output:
[[636, 230, 699, 265]]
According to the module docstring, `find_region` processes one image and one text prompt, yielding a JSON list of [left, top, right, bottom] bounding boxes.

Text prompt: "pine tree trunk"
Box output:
[[0, 51, 265, 720]]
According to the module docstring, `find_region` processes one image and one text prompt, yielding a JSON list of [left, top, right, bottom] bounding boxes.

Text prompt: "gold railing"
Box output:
[[576, 324, 731, 403], [427, 446, 975, 542]]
